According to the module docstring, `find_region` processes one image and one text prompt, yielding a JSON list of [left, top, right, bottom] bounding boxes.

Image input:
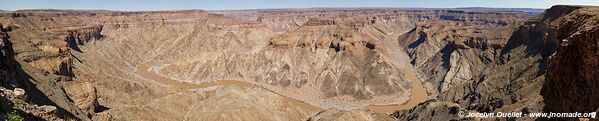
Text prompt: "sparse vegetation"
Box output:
[[14, 100, 20, 106], [66, 116, 78, 121], [8, 110, 24, 121]]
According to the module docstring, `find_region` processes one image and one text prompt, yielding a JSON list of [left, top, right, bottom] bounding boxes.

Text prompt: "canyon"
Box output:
[[0, 5, 596, 121]]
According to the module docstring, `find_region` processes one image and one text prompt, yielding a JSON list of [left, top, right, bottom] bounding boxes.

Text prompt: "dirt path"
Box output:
[[135, 63, 427, 113]]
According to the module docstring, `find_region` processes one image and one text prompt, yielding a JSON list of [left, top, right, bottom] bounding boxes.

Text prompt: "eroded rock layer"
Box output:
[[0, 7, 568, 121], [395, 5, 599, 121], [542, 6, 599, 119]]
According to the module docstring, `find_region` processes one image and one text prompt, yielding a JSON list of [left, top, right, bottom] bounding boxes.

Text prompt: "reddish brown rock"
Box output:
[[62, 81, 98, 113], [542, 5, 599, 118]]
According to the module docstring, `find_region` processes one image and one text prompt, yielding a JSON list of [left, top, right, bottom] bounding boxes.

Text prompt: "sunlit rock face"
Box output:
[[395, 5, 599, 121], [0, 8, 541, 120]]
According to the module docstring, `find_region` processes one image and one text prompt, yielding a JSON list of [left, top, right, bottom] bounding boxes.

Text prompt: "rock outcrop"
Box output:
[[9, 7, 591, 121], [2, 23, 76, 120], [541, 5, 599, 120], [391, 100, 473, 121], [0, 87, 63, 120], [158, 8, 531, 109], [398, 16, 523, 96], [394, 5, 599, 121], [62, 81, 98, 113], [0, 24, 18, 88], [0, 12, 100, 120], [307, 109, 395, 121]]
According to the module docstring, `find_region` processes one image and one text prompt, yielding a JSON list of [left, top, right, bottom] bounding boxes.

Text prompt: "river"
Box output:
[[135, 63, 427, 113]]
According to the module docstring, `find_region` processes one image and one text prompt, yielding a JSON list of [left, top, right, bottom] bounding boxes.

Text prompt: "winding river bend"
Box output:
[[135, 63, 427, 113]]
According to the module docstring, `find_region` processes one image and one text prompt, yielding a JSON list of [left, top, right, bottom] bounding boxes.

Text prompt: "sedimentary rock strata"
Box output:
[[0, 5, 596, 121], [395, 5, 599, 121], [542, 5, 599, 118]]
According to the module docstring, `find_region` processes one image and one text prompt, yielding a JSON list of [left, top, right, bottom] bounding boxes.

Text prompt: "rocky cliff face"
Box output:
[[0, 24, 17, 87], [149, 9, 532, 111], [2, 10, 317, 120], [307, 109, 395, 121], [0, 23, 89, 120], [3, 7, 578, 121], [399, 18, 521, 97], [394, 5, 599, 121], [0, 11, 115, 120], [391, 100, 472, 121], [541, 6, 599, 119]]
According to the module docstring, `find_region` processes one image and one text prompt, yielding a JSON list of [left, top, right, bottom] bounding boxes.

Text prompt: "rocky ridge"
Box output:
[[8, 6, 596, 121], [158, 8, 530, 109], [0, 87, 64, 120], [541, 5, 599, 120], [393, 5, 599, 121]]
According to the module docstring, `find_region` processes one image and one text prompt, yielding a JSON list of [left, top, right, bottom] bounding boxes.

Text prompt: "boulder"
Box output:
[[39, 105, 57, 114], [13, 88, 26, 100], [92, 112, 113, 121], [62, 81, 98, 113]]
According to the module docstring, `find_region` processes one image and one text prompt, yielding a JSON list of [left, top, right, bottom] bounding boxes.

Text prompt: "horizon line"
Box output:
[[0, 6, 554, 12]]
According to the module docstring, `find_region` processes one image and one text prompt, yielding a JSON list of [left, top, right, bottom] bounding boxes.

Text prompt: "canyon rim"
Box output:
[[0, 1, 598, 121]]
